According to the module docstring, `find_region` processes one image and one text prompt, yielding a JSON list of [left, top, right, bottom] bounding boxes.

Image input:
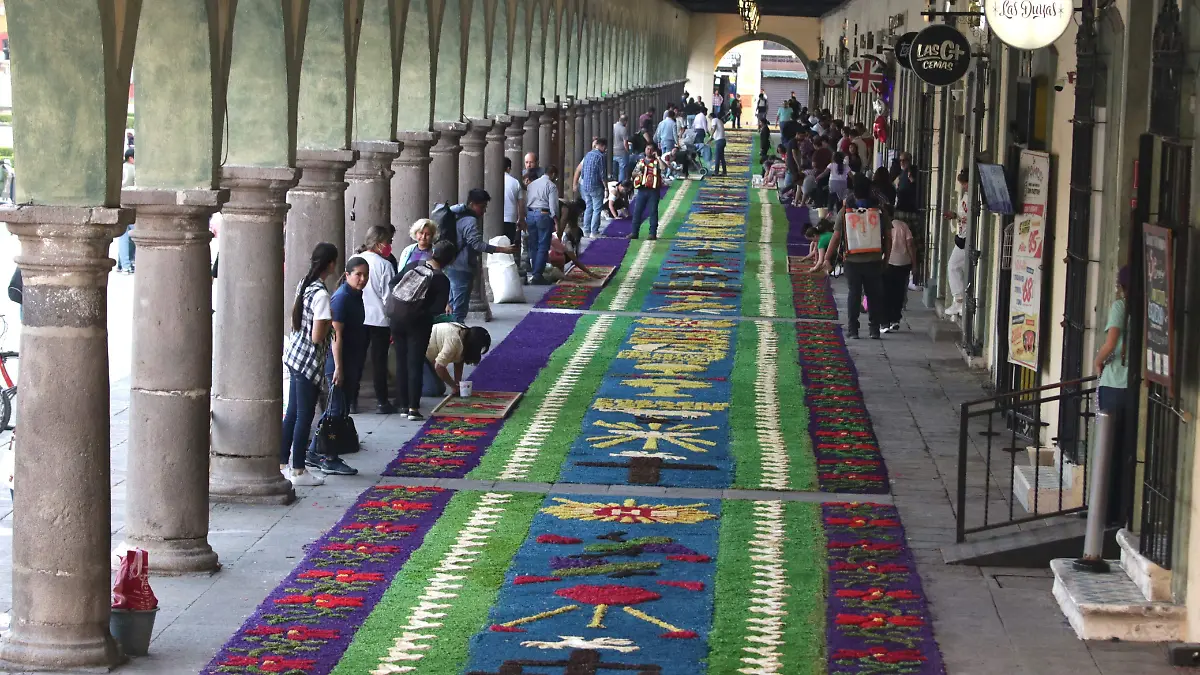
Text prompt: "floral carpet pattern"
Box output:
[[201, 130, 945, 674]]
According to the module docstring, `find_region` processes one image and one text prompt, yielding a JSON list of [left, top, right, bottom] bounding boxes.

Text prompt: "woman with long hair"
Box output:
[[356, 225, 399, 414], [282, 242, 340, 486]]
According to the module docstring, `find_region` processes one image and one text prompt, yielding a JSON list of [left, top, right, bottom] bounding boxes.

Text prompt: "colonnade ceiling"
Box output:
[[5, 0, 689, 206]]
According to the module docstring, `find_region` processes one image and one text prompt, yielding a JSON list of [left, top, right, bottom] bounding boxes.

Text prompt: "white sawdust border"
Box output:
[[754, 320, 788, 490], [738, 500, 788, 675], [609, 180, 691, 311]]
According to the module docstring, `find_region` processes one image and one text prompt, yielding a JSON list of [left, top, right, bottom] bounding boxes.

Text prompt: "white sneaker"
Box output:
[[945, 301, 964, 317], [288, 470, 325, 487]]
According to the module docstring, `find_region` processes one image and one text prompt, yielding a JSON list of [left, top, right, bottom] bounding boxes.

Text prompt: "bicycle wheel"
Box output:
[[0, 386, 12, 432]]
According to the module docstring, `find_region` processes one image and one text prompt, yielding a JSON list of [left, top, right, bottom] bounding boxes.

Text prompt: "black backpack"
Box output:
[[7, 269, 20, 305], [431, 203, 461, 251], [386, 263, 436, 321]]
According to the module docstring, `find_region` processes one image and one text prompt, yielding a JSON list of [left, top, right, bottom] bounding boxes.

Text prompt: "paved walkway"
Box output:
[[0, 249, 1183, 674]]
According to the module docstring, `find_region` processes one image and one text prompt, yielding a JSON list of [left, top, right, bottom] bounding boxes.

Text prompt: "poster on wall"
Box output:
[[1007, 149, 1052, 371], [1143, 224, 1175, 389]]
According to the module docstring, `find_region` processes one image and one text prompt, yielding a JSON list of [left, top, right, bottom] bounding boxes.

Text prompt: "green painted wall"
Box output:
[[463, 0, 488, 119], [564, 10, 577, 98], [355, 0, 396, 141], [433, 0, 463, 122], [8, 1, 115, 204], [297, 0, 352, 149], [486, 0, 509, 116], [542, 5, 556, 99], [135, 1, 217, 189], [227, 0, 295, 166], [524, 1, 542, 107], [397, 0, 432, 131], [508, 0, 527, 112]]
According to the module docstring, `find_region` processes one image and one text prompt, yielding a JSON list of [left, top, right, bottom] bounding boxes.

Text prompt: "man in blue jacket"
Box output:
[[445, 189, 516, 322]]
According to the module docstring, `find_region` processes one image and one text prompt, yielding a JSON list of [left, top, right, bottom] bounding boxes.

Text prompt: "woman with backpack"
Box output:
[[389, 240, 455, 421], [282, 242, 340, 487]]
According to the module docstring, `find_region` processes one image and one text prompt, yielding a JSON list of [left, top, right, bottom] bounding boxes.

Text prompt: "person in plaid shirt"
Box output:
[[282, 242, 356, 486], [573, 138, 608, 238]]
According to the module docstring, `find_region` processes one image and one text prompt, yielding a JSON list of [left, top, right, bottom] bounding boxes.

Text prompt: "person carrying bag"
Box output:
[[310, 386, 360, 457]]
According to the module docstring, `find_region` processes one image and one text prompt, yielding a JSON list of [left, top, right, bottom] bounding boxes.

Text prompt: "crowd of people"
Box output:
[[758, 100, 922, 340]]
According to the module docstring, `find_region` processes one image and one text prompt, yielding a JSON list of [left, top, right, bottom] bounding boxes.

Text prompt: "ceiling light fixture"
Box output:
[[738, 0, 760, 35]]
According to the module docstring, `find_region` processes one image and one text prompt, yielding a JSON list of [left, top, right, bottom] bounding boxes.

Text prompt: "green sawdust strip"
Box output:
[[739, 238, 795, 319], [730, 321, 816, 490], [469, 315, 629, 480], [658, 179, 702, 240], [331, 491, 542, 675], [709, 500, 826, 675]]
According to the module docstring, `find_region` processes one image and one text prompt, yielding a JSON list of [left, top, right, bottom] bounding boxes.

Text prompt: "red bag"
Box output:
[[111, 549, 157, 611]]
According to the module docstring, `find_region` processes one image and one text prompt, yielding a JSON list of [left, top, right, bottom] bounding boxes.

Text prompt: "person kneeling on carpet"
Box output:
[[428, 322, 491, 397], [546, 200, 603, 281]]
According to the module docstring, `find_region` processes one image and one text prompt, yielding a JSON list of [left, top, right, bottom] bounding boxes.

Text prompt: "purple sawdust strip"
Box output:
[[534, 236, 631, 309], [823, 502, 947, 674], [603, 216, 632, 238], [201, 486, 453, 675], [381, 311, 582, 478], [786, 204, 813, 248]]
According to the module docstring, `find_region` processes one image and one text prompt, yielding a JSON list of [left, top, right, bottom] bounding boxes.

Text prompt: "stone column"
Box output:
[[523, 109, 542, 163], [582, 102, 595, 157], [284, 150, 356, 328], [211, 166, 299, 505], [345, 141, 399, 256], [122, 188, 225, 575], [430, 122, 466, 209], [460, 119, 492, 202], [539, 106, 555, 171], [562, 103, 577, 195], [590, 101, 602, 149], [574, 103, 588, 190], [0, 205, 131, 671], [391, 131, 437, 247], [505, 113, 527, 178], [485, 116, 513, 240]]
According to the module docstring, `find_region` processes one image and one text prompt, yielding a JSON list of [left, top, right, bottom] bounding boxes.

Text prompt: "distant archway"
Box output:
[[715, 33, 811, 68]]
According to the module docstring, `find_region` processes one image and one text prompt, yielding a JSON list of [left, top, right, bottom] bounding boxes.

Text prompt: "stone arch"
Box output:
[[508, 0, 528, 112], [564, 2, 579, 98], [487, 0, 511, 116], [433, 0, 465, 122], [397, 0, 433, 131], [354, 0, 399, 141], [555, 0, 569, 99], [525, 0, 544, 107], [463, 0, 489, 119], [543, 2, 558, 99], [715, 32, 812, 67]]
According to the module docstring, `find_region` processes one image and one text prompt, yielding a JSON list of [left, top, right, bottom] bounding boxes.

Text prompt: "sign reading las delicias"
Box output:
[[911, 25, 972, 87], [986, 0, 1073, 50], [1007, 149, 1051, 371]]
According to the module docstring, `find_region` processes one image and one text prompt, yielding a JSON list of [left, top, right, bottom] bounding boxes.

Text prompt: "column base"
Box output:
[[0, 627, 125, 673], [123, 537, 221, 576], [210, 455, 297, 505]]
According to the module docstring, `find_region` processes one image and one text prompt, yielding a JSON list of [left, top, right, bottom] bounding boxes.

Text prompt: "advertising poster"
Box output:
[[1143, 224, 1174, 388], [1007, 150, 1051, 371]]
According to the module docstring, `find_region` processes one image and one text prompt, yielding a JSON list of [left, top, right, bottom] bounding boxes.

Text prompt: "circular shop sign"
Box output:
[[986, 0, 1072, 51], [910, 25, 972, 87], [896, 32, 919, 70]]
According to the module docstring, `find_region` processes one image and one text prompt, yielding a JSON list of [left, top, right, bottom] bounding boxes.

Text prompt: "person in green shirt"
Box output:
[[1093, 265, 1129, 525]]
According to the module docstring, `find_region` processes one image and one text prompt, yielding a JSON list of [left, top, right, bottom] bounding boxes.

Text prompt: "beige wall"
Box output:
[[685, 13, 820, 97]]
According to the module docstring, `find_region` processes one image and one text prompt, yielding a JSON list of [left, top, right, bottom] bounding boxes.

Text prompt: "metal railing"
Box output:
[[955, 376, 1099, 543]]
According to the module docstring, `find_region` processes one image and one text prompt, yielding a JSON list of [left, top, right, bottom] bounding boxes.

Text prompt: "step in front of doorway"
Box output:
[[1051, 558, 1184, 642]]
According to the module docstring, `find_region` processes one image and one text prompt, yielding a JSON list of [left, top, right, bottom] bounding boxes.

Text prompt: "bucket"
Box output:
[[110, 607, 158, 656], [459, 381, 474, 398]]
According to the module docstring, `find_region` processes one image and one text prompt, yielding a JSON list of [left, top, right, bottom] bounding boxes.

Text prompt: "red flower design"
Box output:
[[832, 648, 927, 664], [274, 594, 313, 605], [334, 570, 385, 583], [284, 626, 339, 640], [537, 534, 583, 545], [257, 655, 319, 672], [313, 594, 364, 609], [322, 543, 401, 554], [297, 570, 336, 579], [555, 584, 661, 606], [827, 540, 900, 552], [835, 588, 920, 601]]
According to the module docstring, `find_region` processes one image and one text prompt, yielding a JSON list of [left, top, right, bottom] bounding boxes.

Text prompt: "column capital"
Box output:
[[488, 116, 513, 141], [395, 132, 438, 169], [121, 188, 224, 248], [433, 121, 469, 134], [351, 140, 401, 157], [3, 205, 131, 280], [508, 110, 530, 121], [466, 118, 495, 135], [294, 149, 357, 193], [218, 166, 300, 221], [347, 142, 400, 182]]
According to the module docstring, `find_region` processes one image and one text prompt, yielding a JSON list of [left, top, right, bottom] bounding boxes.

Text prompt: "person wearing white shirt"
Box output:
[[692, 109, 712, 167], [710, 111, 727, 176], [502, 157, 524, 273], [355, 226, 400, 414]]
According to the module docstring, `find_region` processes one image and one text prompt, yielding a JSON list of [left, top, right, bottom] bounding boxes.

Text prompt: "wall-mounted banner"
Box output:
[[986, 0, 1073, 51], [1143, 224, 1175, 389], [911, 25, 972, 86], [1007, 149, 1052, 372], [896, 32, 919, 70]]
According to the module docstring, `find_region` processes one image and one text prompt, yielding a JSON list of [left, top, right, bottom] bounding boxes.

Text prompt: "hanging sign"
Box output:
[[910, 25, 972, 87], [1007, 149, 1051, 371], [986, 0, 1073, 51], [1143, 224, 1175, 389], [896, 32, 919, 70], [847, 57, 886, 94]]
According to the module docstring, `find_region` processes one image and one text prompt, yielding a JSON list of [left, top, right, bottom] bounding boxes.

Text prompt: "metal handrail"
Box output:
[[955, 376, 1100, 543]]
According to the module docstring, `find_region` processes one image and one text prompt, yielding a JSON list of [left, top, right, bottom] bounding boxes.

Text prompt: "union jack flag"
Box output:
[[847, 58, 885, 94]]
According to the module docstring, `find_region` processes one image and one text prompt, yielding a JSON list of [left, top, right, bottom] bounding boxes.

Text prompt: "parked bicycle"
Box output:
[[0, 317, 19, 431]]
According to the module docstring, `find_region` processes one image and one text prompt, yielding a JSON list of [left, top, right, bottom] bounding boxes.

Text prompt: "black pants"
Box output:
[[882, 263, 912, 325], [392, 321, 434, 411], [845, 261, 885, 333], [503, 221, 521, 270], [365, 325, 392, 405]]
